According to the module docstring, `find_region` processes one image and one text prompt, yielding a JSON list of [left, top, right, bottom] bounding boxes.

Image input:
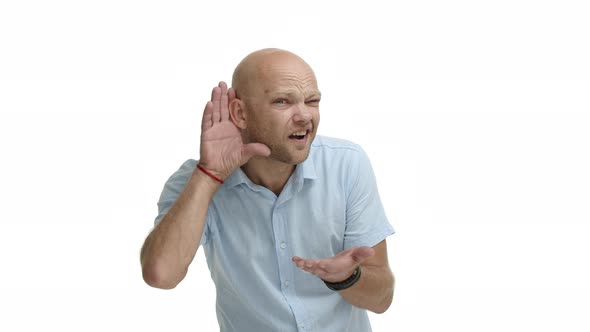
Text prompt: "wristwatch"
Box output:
[[322, 266, 362, 291]]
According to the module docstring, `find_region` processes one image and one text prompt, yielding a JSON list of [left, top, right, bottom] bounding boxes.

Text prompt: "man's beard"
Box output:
[[246, 128, 313, 165], [242, 102, 316, 165]]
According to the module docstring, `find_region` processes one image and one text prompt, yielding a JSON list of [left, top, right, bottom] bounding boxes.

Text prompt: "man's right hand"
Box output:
[[198, 81, 271, 181]]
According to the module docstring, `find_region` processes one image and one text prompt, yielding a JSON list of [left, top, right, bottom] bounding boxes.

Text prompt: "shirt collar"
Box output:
[[297, 154, 318, 180], [223, 151, 318, 190]]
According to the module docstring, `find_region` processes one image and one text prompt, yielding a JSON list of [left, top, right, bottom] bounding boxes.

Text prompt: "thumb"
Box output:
[[350, 246, 375, 264], [242, 143, 271, 160]]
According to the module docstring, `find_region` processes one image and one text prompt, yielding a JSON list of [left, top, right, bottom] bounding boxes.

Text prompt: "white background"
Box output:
[[1, 0, 589, 331]]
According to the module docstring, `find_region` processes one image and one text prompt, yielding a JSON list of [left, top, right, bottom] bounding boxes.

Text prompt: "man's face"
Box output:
[[242, 58, 321, 165]]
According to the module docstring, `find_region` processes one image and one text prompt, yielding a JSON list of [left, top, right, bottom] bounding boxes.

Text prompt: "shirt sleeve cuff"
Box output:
[[344, 223, 395, 249]]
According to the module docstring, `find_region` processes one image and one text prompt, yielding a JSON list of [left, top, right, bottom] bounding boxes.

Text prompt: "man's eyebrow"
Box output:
[[268, 90, 322, 98], [308, 91, 322, 99]]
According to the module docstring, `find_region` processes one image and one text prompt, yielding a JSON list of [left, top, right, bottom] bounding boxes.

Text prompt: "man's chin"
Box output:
[[269, 147, 311, 165], [290, 148, 312, 164]]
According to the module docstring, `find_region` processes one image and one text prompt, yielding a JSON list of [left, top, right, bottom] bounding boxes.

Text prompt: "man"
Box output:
[[140, 48, 395, 331]]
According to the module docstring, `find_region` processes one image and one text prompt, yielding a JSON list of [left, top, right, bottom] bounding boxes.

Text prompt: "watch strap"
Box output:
[[322, 266, 362, 291]]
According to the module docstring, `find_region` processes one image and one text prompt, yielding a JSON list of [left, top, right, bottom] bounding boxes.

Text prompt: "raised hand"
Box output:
[[199, 81, 271, 180], [292, 246, 375, 283]]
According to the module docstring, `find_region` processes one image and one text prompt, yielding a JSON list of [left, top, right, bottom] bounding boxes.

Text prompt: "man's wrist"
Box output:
[[322, 266, 362, 291], [191, 167, 223, 192], [197, 164, 224, 184]]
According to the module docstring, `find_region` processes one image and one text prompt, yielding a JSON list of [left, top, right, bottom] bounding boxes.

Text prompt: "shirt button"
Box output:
[[280, 242, 286, 249], [284, 280, 290, 287], [300, 324, 305, 329]]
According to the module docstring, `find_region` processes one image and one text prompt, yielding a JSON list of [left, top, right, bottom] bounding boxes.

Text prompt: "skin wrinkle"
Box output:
[[229, 48, 321, 193]]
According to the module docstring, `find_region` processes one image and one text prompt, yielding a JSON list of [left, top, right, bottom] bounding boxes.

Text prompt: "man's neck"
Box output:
[[241, 156, 296, 196]]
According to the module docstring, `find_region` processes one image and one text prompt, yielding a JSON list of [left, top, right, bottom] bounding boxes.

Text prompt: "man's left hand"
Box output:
[[292, 247, 375, 283]]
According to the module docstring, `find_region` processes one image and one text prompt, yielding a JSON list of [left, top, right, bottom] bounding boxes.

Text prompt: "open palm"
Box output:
[[199, 82, 270, 180], [292, 246, 375, 283]]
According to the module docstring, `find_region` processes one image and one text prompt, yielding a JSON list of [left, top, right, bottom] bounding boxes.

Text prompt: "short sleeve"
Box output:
[[153, 159, 210, 246], [343, 147, 395, 249]]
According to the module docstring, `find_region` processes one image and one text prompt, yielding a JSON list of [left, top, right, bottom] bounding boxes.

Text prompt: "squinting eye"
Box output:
[[274, 99, 288, 104], [306, 99, 320, 105]]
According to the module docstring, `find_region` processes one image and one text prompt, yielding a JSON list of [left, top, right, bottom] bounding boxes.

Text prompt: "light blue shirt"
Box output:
[[154, 136, 395, 332]]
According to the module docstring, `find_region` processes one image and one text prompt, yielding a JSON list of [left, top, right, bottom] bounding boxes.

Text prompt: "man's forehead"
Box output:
[[233, 49, 320, 99], [259, 70, 319, 94]]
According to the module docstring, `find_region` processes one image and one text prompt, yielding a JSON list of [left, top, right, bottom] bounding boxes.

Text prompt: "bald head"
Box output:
[[227, 48, 321, 166], [231, 48, 316, 101]]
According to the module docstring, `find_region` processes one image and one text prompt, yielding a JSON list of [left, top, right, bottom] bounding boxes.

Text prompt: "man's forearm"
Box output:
[[140, 169, 220, 289], [338, 265, 395, 314]]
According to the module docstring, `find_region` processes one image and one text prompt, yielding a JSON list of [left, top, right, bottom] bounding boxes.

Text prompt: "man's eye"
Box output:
[[274, 99, 288, 104], [306, 99, 320, 105]]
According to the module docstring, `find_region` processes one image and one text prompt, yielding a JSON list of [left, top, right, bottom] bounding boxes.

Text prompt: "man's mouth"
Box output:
[[288, 130, 310, 141]]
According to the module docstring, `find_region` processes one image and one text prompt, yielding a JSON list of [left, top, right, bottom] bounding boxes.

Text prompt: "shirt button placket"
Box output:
[[274, 205, 307, 330]]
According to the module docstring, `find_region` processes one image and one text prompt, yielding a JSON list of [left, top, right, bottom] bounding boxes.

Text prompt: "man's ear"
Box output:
[[229, 98, 248, 129]]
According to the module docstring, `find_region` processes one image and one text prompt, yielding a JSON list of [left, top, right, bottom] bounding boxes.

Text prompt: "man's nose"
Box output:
[[293, 104, 313, 123]]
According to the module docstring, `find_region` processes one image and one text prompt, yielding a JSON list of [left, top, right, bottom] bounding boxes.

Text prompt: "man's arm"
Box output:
[[141, 82, 270, 289], [338, 240, 394, 313], [292, 240, 394, 314], [140, 170, 220, 289]]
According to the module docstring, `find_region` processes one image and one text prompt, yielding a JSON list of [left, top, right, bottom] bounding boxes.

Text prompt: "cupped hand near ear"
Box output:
[[199, 81, 270, 180], [292, 246, 375, 283]]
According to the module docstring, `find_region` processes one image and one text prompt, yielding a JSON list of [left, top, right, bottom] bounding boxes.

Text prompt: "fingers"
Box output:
[[293, 249, 369, 281], [293, 257, 324, 272], [350, 247, 375, 264], [224, 87, 236, 122], [211, 85, 221, 123], [292, 256, 310, 269], [292, 256, 314, 267], [293, 257, 329, 277], [208, 82, 231, 125], [241, 143, 271, 160], [201, 101, 213, 131], [228, 87, 236, 101], [220, 82, 230, 121]]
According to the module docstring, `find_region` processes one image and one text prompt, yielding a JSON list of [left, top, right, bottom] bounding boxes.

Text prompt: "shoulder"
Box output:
[[311, 135, 364, 154], [310, 135, 367, 162], [306, 136, 372, 187], [172, 159, 198, 178], [178, 159, 198, 173], [163, 159, 198, 189]]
